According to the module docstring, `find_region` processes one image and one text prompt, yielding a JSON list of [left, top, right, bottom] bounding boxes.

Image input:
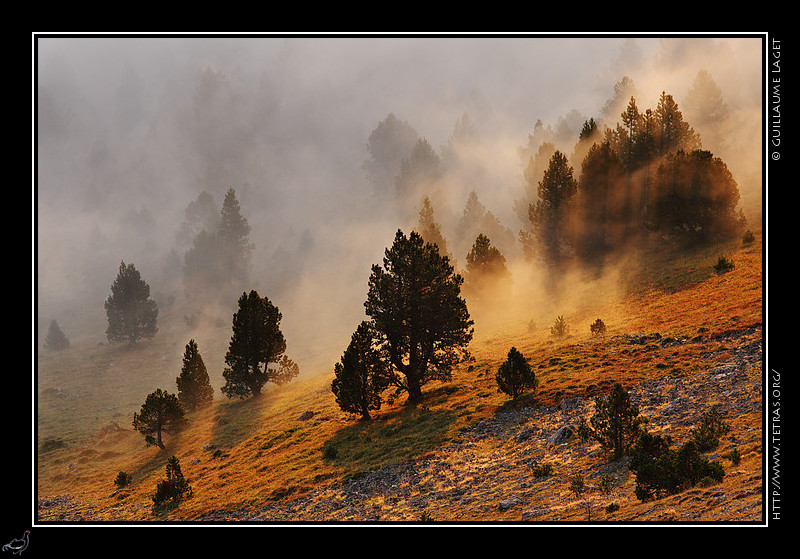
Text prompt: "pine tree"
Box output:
[[152, 455, 193, 510], [528, 151, 578, 265], [416, 196, 450, 260], [221, 290, 299, 399], [363, 113, 419, 196], [495, 347, 537, 401], [365, 230, 473, 404], [331, 321, 391, 420], [464, 234, 511, 306], [132, 389, 186, 449], [44, 319, 69, 351], [176, 339, 214, 411], [104, 261, 158, 345], [218, 187, 253, 286], [588, 383, 647, 459]]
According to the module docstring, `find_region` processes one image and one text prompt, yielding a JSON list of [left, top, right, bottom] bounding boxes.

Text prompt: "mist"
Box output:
[[35, 34, 763, 378]]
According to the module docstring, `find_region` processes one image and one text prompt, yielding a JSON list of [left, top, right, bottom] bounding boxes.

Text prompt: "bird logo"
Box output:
[[2, 531, 29, 556]]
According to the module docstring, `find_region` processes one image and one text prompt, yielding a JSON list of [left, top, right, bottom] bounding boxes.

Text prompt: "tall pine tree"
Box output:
[[104, 261, 158, 345], [176, 339, 214, 411]]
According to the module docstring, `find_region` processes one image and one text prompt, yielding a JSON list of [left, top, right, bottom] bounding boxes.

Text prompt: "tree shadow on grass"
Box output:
[[209, 395, 269, 450], [321, 406, 457, 478]]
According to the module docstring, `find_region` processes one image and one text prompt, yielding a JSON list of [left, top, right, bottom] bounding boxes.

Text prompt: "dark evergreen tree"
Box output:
[[495, 347, 537, 401], [574, 141, 626, 259], [221, 290, 299, 399], [365, 230, 473, 404], [587, 382, 647, 459], [331, 321, 391, 420], [648, 149, 744, 244], [152, 455, 193, 510], [132, 389, 186, 449], [44, 319, 69, 351], [176, 339, 214, 411], [104, 261, 159, 345], [654, 91, 701, 157], [527, 151, 578, 265]]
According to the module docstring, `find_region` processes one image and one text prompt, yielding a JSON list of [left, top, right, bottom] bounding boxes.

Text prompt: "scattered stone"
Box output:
[[297, 410, 315, 421], [499, 496, 523, 511]]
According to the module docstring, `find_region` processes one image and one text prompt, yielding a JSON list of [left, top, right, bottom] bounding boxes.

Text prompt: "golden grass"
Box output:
[[36, 228, 764, 522]]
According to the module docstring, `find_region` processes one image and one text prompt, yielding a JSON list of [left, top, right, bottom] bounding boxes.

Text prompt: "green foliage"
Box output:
[[551, 315, 568, 338], [590, 318, 607, 337], [416, 196, 450, 260], [495, 347, 537, 401], [630, 433, 725, 502], [331, 321, 391, 420], [586, 382, 646, 459], [114, 471, 132, 488], [44, 319, 70, 351], [690, 407, 730, 451], [152, 455, 193, 511], [365, 230, 473, 404], [132, 389, 186, 449], [597, 474, 614, 495], [222, 290, 299, 399], [713, 255, 735, 274], [742, 229, 755, 245], [176, 339, 214, 411], [604, 502, 620, 514], [104, 261, 158, 344]]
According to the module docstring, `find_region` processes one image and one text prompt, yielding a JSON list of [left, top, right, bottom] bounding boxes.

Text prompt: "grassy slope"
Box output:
[[36, 228, 763, 523]]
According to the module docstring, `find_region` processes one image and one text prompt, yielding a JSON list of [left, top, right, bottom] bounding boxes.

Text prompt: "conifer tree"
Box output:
[[495, 347, 537, 401], [104, 261, 158, 345], [587, 382, 647, 459], [331, 321, 391, 420], [132, 389, 186, 449], [152, 455, 193, 510], [464, 233, 511, 306], [221, 290, 299, 399], [365, 230, 473, 404], [528, 151, 578, 265], [176, 339, 214, 411], [416, 196, 451, 260], [44, 319, 70, 351]]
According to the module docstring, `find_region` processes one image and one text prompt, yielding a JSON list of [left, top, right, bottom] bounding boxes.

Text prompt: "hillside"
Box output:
[[35, 229, 764, 524]]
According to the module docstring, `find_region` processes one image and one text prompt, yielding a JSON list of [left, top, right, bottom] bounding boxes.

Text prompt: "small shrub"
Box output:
[[742, 229, 755, 245], [496, 347, 538, 401], [152, 456, 192, 512], [605, 502, 620, 514], [713, 255, 735, 274], [590, 318, 606, 337], [597, 474, 614, 495], [114, 471, 132, 488], [630, 433, 725, 502], [551, 315, 568, 338], [569, 473, 586, 497], [691, 407, 730, 452], [531, 463, 553, 477], [722, 448, 742, 465]]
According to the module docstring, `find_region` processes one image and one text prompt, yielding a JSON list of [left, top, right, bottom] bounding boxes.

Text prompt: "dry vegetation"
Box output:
[[36, 228, 763, 524]]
